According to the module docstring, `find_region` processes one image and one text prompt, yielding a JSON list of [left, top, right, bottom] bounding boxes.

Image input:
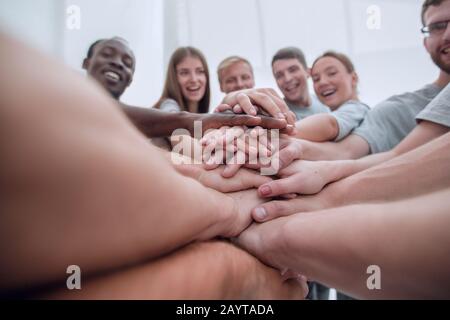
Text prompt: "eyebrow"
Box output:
[[324, 66, 338, 72]]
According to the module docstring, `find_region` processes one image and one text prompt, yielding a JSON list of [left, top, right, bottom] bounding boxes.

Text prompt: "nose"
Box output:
[[315, 77, 331, 92], [236, 78, 244, 89], [285, 72, 293, 82], [189, 72, 200, 83], [110, 57, 124, 70]]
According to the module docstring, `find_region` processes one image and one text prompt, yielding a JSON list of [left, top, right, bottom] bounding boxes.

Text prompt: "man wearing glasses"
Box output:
[[246, 0, 450, 225], [269, 0, 450, 165]]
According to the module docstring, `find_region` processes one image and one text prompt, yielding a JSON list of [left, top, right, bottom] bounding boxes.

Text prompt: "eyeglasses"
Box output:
[[421, 19, 450, 37]]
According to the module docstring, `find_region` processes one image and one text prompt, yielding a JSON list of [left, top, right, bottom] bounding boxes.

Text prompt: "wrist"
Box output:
[[197, 189, 236, 240], [322, 160, 356, 183]]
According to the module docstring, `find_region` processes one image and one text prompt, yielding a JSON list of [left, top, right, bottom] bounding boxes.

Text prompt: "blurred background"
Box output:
[[0, 0, 437, 110]]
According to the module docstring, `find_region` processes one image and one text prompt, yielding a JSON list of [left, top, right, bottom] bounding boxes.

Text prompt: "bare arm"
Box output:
[[252, 130, 450, 221], [316, 120, 450, 184], [121, 104, 288, 138], [41, 241, 307, 300], [275, 135, 370, 168], [294, 114, 339, 142], [238, 189, 450, 299], [257, 121, 450, 199], [0, 33, 264, 292]]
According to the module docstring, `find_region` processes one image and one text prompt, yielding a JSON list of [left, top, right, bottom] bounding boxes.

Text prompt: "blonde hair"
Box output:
[[217, 56, 253, 83]]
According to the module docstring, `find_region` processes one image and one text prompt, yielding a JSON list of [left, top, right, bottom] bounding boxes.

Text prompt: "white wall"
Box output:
[[0, 0, 63, 55], [0, 0, 439, 110]]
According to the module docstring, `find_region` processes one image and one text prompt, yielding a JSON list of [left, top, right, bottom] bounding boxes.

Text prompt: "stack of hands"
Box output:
[[168, 88, 346, 292], [171, 88, 338, 222]]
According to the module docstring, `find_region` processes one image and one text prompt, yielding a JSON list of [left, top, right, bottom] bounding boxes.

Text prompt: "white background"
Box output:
[[0, 0, 439, 110]]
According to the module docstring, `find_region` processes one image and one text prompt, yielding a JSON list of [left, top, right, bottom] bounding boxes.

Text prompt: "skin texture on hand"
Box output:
[[198, 112, 289, 134], [39, 241, 308, 300], [257, 160, 337, 198], [237, 190, 450, 299], [251, 131, 450, 223], [173, 152, 273, 193], [221, 88, 297, 126]]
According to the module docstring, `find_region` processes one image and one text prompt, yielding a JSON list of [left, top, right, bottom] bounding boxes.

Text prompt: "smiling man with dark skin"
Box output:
[[82, 37, 290, 138]]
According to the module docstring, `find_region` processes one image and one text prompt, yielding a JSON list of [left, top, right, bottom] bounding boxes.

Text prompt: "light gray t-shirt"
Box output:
[[159, 98, 181, 113], [353, 84, 442, 154], [416, 83, 450, 127], [286, 95, 330, 121], [331, 101, 370, 141]]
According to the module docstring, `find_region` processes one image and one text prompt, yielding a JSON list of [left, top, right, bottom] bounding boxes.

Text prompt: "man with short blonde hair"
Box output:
[[217, 56, 255, 94]]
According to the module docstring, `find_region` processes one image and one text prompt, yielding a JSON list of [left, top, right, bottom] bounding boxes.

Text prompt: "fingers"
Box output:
[[222, 150, 246, 178], [220, 114, 261, 128], [280, 124, 295, 135], [276, 140, 303, 170], [252, 200, 296, 222], [257, 116, 287, 130], [258, 176, 300, 198], [228, 169, 272, 192], [236, 93, 258, 116], [233, 104, 244, 114], [215, 104, 232, 113], [251, 197, 319, 222], [246, 92, 286, 121]]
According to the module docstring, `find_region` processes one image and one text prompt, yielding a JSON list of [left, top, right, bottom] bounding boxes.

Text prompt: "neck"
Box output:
[[187, 101, 198, 113], [350, 93, 360, 102], [109, 90, 121, 101], [288, 90, 311, 108], [435, 70, 450, 88]]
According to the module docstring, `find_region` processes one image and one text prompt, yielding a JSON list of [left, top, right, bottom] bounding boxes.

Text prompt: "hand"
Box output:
[[221, 88, 297, 127], [201, 126, 274, 178], [221, 189, 270, 238], [257, 160, 336, 198], [234, 218, 308, 294], [251, 186, 339, 222], [197, 111, 290, 133], [175, 160, 272, 193], [273, 137, 307, 170]]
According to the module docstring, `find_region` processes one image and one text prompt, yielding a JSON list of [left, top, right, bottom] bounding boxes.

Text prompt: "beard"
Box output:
[[430, 47, 450, 74]]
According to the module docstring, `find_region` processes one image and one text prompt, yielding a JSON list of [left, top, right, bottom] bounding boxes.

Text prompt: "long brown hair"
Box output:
[[154, 47, 210, 113]]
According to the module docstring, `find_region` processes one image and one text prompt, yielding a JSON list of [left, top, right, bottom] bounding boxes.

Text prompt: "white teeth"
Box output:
[[104, 71, 120, 81], [285, 84, 299, 92], [322, 89, 336, 97], [443, 48, 450, 54]]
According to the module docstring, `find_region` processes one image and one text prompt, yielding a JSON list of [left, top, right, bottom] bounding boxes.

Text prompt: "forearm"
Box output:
[[0, 34, 239, 292], [330, 132, 450, 206], [323, 151, 397, 184], [277, 190, 450, 299], [295, 114, 339, 142], [121, 104, 197, 138], [41, 241, 305, 300], [300, 134, 370, 161]]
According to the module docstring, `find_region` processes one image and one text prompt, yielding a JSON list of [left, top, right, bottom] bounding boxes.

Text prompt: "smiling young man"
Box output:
[[82, 38, 288, 139], [270, 0, 450, 163], [250, 0, 450, 216], [272, 47, 330, 120]]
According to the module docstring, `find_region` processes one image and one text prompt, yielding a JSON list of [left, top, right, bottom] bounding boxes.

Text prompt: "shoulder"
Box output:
[[160, 99, 181, 112], [338, 101, 370, 112]]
